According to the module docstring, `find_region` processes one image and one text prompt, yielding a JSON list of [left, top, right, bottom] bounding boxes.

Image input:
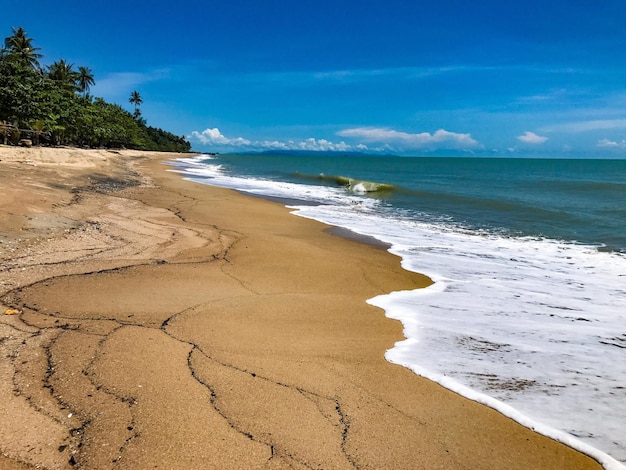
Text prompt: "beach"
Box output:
[[0, 147, 602, 469]]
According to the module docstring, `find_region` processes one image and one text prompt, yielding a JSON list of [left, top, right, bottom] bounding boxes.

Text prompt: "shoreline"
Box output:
[[175, 154, 625, 469], [0, 146, 603, 469]]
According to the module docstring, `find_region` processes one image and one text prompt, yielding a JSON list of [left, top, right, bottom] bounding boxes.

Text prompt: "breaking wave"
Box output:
[[295, 172, 396, 194]]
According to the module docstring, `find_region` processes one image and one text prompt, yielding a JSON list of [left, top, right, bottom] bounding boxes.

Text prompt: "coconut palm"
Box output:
[[77, 66, 95, 97], [47, 59, 79, 91], [129, 90, 143, 118], [2, 26, 42, 69], [3, 26, 27, 49]]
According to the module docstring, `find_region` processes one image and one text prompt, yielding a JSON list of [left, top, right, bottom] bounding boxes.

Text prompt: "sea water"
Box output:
[[169, 153, 626, 468]]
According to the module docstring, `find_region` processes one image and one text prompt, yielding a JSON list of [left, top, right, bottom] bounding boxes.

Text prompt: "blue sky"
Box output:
[[5, 0, 626, 156]]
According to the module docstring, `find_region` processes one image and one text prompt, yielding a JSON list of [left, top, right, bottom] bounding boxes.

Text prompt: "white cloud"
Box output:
[[517, 131, 548, 144], [189, 128, 358, 152], [294, 138, 352, 152], [337, 127, 480, 149], [597, 138, 626, 148], [191, 128, 251, 146], [190, 126, 481, 154]]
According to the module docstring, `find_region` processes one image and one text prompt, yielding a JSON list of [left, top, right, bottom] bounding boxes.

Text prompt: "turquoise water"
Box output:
[[199, 153, 626, 252], [171, 153, 626, 468]]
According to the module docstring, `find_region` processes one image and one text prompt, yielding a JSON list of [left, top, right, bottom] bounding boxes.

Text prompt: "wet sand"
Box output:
[[0, 146, 601, 469]]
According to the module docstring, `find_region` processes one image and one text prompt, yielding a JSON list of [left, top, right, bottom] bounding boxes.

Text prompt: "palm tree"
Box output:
[[3, 26, 27, 50], [77, 66, 95, 97], [2, 26, 42, 69], [129, 90, 143, 119], [47, 59, 79, 91]]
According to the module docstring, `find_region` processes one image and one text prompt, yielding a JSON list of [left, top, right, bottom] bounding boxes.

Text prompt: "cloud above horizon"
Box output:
[[337, 127, 480, 149], [190, 128, 355, 152], [191, 128, 252, 146], [190, 126, 482, 153], [597, 138, 626, 149], [517, 131, 548, 144]]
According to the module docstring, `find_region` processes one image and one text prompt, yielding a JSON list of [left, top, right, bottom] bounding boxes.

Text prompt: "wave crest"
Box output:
[[295, 172, 395, 194]]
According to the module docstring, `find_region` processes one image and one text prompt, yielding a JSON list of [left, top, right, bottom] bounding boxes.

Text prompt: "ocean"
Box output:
[[169, 153, 626, 469]]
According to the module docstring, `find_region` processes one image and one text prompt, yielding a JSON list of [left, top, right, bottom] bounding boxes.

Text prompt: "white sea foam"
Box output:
[[292, 204, 626, 469], [169, 156, 378, 207], [171, 156, 626, 469]]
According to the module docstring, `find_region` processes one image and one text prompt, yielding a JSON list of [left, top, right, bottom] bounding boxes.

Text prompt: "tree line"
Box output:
[[0, 27, 191, 152]]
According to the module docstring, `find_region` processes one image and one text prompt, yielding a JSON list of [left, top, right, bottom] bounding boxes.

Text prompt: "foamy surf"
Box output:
[[368, 288, 625, 470]]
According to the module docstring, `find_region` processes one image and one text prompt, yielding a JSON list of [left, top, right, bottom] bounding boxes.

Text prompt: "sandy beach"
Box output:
[[0, 147, 601, 469]]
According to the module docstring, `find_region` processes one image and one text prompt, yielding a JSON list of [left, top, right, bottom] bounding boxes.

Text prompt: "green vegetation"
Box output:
[[0, 27, 191, 152]]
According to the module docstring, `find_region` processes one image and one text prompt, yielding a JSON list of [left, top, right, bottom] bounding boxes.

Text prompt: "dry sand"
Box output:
[[0, 146, 601, 469]]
